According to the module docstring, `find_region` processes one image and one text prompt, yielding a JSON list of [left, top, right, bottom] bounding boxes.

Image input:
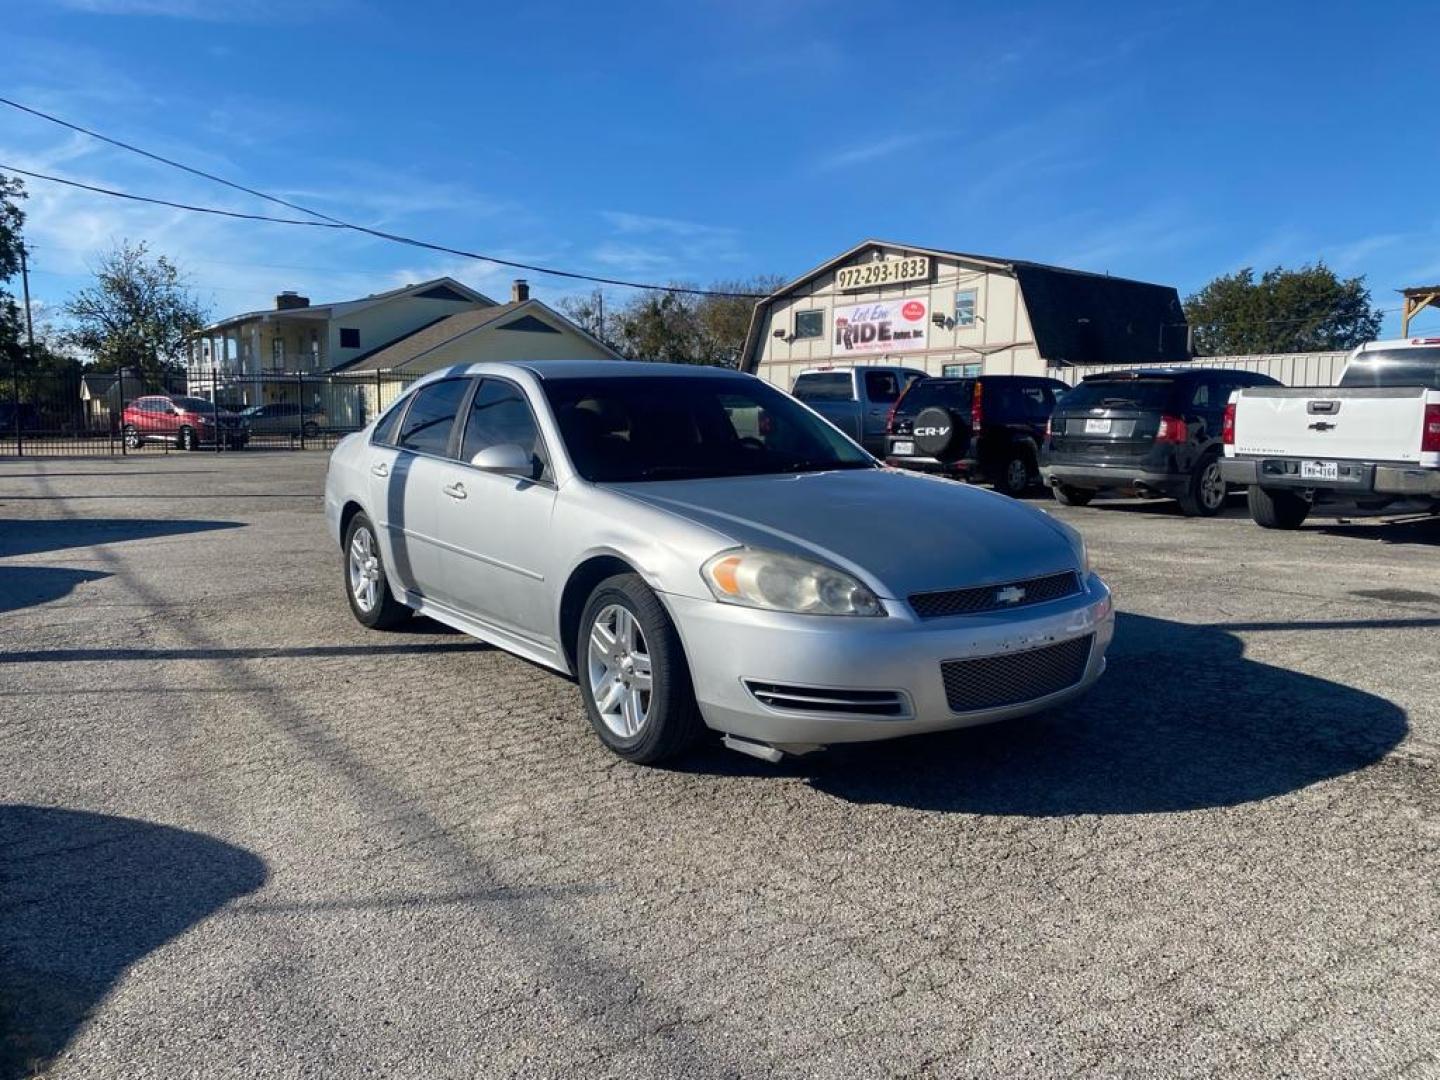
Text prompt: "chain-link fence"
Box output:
[[0, 366, 418, 456]]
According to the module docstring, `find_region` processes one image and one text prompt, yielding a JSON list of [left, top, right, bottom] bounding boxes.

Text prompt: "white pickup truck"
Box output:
[[1220, 338, 1440, 528]]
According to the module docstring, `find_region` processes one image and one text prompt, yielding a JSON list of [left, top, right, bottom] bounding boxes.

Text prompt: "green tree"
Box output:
[[0, 174, 27, 374], [63, 240, 209, 382], [1184, 263, 1383, 355]]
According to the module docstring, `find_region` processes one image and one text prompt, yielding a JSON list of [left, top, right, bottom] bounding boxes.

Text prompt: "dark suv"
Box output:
[[1041, 368, 1281, 516], [884, 375, 1070, 495]]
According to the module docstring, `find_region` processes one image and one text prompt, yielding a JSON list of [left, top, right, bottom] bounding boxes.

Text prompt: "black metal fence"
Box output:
[[0, 367, 418, 456]]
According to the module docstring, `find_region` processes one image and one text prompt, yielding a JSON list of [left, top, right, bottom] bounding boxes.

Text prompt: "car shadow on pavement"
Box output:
[[1311, 514, 1440, 546], [0, 566, 111, 614], [0, 806, 266, 1080], [0, 518, 243, 559], [725, 612, 1408, 816]]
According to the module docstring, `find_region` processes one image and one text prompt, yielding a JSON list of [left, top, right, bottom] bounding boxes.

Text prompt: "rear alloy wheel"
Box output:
[[579, 573, 702, 764], [1178, 453, 1227, 517], [1248, 485, 1311, 530], [178, 425, 196, 451], [344, 512, 412, 629], [302, 420, 319, 438], [1052, 483, 1095, 507], [994, 452, 1032, 497], [122, 424, 141, 450]]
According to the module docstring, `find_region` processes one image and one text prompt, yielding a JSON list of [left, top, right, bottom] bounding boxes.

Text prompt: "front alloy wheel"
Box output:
[[577, 573, 702, 764], [343, 512, 411, 629], [122, 424, 140, 449]]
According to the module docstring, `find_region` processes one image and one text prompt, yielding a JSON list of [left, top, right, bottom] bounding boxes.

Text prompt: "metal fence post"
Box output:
[[297, 372, 305, 448], [118, 369, 127, 456], [211, 366, 221, 453]]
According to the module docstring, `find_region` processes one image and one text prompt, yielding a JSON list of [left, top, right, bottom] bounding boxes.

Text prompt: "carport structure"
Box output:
[[1400, 283, 1440, 336]]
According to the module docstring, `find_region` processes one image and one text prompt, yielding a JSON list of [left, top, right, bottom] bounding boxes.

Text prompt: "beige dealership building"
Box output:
[[741, 240, 1188, 388]]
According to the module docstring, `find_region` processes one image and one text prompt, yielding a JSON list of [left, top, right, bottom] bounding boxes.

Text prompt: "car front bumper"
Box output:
[[662, 574, 1114, 748]]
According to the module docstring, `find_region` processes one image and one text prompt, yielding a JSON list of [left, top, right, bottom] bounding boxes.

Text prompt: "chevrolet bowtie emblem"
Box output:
[[995, 586, 1027, 605]]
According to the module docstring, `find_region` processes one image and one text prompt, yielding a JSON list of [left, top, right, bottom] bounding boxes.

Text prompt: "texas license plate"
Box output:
[[1300, 460, 1339, 481], [1085, 418, 1112, 434], [891, 440, 915, 456]]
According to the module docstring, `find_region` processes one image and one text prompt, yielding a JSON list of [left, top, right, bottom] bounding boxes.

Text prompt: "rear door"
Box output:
[[367, 377, 469, 599], [859, 369, 904, 447], [1050, 377, 1176, 462], [430, 377, 559, 646]]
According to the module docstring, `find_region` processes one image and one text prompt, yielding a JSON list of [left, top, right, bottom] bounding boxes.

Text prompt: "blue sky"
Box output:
[[3, 0, 1438, 336]]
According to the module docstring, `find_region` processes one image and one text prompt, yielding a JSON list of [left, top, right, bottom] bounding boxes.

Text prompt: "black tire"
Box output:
[[1052, 483, 1095, 507], [1177, 451, 1227, 518], [343, 512, 412, 629], [577, 573, 703, 765], [178, 425, 196, 451], [302, 421, 319, 438], [122, 424, 140, 450], [993, 450, 1033, 497], [1248, 486, 1311, 530]]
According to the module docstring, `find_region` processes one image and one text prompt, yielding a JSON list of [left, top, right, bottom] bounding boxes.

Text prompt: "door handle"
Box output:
[[443, 481, 467, 500], [370, 462, 390, 478]]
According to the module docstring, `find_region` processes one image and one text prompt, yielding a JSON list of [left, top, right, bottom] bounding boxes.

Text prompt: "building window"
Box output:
[[793, 310, 823, 339], [942, 362, 982, 378], [955, 290, 978, 328], [272, 337, 285, 369], [340, 328, 361, 349]]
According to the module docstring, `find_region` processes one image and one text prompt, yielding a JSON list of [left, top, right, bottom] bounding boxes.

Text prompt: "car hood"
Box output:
[[608, 468, 1079, 599]]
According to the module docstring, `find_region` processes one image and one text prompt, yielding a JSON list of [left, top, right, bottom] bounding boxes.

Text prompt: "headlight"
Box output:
[[701, 548, 884, 617]]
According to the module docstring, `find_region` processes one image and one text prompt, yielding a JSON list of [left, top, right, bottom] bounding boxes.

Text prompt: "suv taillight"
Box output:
[[1423, 402, 1440, 453], [971, 381, 983, 434], [1222, 402, 1236, 446], [1155, 415, 1188, 444]]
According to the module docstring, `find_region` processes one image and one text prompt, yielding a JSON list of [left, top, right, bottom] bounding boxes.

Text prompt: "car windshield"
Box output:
[[1059, 379, 1176, 411], [542, 375, 876, 482], [896, 379, 973, 414], [239, 405, 264, 416]]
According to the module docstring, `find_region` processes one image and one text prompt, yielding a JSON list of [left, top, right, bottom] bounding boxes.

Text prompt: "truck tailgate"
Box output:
[[1232, 386, 1430, 464]]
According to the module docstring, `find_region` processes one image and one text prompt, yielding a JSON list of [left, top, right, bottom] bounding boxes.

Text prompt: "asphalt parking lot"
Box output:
[[2, 453, 1437, 1080]]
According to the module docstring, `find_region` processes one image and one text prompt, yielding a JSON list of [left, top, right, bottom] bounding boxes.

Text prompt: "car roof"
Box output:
[[1078, 367, 1266, 381], [424, 360, 752, 382]]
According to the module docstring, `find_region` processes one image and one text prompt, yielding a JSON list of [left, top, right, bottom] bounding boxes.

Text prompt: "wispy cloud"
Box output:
[[815, 134, 928, 173], [600, 211, 736, 240]]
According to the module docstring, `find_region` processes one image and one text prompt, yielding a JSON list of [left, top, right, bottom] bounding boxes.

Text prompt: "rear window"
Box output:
[[1059, 378, 1177, 412], [895, 379, 973, 414], [1339, 349, 1440, 390], [792, 372, 853, 402]]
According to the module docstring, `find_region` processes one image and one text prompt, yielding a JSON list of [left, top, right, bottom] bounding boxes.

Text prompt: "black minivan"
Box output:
[[1041, 367, 1281, 516]]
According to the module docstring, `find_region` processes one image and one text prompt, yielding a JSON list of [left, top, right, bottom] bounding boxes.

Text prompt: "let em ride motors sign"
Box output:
[[834, 298, 929, 355], [834, 255, 930, 291]]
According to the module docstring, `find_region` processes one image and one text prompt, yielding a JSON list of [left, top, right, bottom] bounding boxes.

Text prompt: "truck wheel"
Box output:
[[1052, 484, 1095, 507], [1178, 452, 1227, 517], [178, 426, 196, 451], [1248, 486, 1310, 529], [122, 424, 141, 449]]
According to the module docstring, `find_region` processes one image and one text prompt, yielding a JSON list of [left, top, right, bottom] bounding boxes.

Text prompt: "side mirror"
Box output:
[[470, 443, 535, 477]]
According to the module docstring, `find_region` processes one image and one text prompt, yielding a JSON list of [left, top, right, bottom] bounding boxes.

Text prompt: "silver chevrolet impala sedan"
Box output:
[[324, 361, 1114, 764]]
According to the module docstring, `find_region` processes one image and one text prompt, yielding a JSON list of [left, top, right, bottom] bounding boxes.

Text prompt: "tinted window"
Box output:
[[339, 328, 361, 349], [543, 375, 873, 482], [792, 372, 853, 401], [1017, 385, 1051, 418], [372, 401, 407, 445], [864, 370, 902, 403], [1339, 349, 1440, 390], [895, 379, 973, 415], [172, 397, 216, 412], [397, 379, 468, 455], [461, 379, 546, 478], [1059, 378, 1177, 411], [1190, 381, 1211, 407]]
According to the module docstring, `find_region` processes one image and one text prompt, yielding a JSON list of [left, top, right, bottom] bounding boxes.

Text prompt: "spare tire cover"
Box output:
[[912, 406, 962, 459]]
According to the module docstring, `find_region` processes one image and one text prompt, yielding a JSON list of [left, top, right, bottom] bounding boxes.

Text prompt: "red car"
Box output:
[[121, 394, 249, 450]]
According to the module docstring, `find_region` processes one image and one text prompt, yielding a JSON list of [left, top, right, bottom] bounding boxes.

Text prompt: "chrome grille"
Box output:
[[940, 635, 1093, 712], [744, 681, 910, 718], [910, 570, 1081, 619]]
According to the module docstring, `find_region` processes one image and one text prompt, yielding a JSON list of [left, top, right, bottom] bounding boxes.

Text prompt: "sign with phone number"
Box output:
[[834, 256, 930, 291]]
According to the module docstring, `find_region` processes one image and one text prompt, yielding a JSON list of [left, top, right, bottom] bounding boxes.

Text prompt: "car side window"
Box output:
[[864, 371, 901, 403], [461, 378, 548, 479], [1018, 385, 1049, 419], [396, 378, 468, 456], [372, 401, 406, 445], [1190, 381, 1211, 408]]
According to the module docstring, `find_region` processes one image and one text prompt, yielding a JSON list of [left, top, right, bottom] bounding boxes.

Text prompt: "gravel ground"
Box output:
[[2, 453, 1437, 1080]]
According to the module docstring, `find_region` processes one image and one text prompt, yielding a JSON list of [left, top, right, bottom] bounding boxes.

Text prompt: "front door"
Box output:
[[432, 377, 558, 647]]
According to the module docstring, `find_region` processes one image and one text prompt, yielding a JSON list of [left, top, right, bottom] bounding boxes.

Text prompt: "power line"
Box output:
[[0, 96, 767, 299]]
